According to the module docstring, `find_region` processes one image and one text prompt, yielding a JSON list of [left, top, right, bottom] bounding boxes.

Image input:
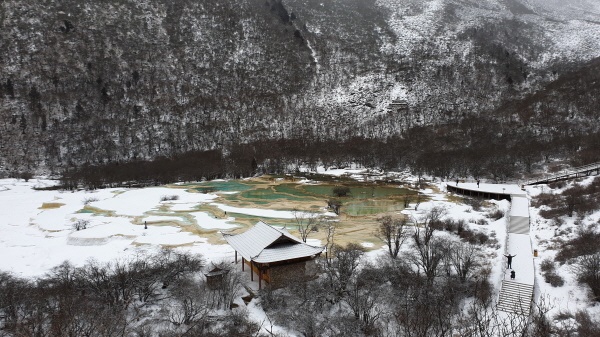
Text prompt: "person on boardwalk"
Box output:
[[510, 270, 516, 280], [477, 179, 480, 188], [504, 254, 516, 269]]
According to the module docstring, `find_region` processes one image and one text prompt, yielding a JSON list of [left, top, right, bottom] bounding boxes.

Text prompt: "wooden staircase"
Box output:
[[498, 196, 534, 315], [497, 280, 534, 315]]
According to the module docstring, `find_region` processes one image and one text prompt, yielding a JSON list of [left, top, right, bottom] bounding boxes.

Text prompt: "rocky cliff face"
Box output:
[[1, 0, 600, 175]]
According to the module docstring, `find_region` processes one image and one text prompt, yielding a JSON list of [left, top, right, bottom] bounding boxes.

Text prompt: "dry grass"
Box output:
[[39, 202, 65, 209]]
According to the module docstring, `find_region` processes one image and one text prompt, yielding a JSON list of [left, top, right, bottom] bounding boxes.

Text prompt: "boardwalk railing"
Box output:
[[526, 162, 600, 185]]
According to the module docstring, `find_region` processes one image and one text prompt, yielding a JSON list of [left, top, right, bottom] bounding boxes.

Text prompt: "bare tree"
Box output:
[[402, 194, 412, 208], [410, 206, 448, 284], [412, 205, 447, 243], [575, 310, 600, 336], [324, 243, 364, 301], [345, 267, 385, 335], [324, 223, 336, 265], [327, 199, 342, 215], [166, 277, 209, 327], [563, 185, 583, 217], [572, 253, 600, 301], [458, 295, 530, 337], [292, 209, 322, 243], [414, 192, 423, 210], [375, 215, 410, 259], [205, 264, 244, 310], [529, 294, 555, 337], [447, 241, 480, 283], [411, 236, 448, 285]]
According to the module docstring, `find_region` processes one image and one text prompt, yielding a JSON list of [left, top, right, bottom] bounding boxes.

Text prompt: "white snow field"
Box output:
[[1, 172, 598, 324], [0, 179, 237, 277]]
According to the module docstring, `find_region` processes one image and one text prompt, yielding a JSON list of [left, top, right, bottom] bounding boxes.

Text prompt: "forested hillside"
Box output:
[[1, 0, 600, 181]]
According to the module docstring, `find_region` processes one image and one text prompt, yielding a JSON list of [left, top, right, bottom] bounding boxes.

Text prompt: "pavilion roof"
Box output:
[[222, 221, 323, 263]]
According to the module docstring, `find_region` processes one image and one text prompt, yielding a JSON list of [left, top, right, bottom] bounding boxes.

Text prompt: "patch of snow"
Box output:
[[211, 203, 299, 219], [90, 187, 217, 216], [189, 212, 239, 230]]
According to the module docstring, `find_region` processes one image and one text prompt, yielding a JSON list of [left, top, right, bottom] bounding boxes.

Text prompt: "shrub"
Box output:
[[474, 232, 489, 244], [327, 199, 342, 215], [459, 229, 473, 242], [19, 171, 34, 182], [72, 219, 89, 231], [441, 219, 457, 232], [464, 198, 484, 211], [545, 273, 565, 287], [456, 219, 466, 234], [160, 195, 180, 202], [332, 186, 351, 197], [540, 258, 565, 287], [486, 208, 505, 220], [475, 218, 489, 226], [540, 258, 554, 273], [536, 178, 600, 219], [551, 217, 565, 227], [575, 311, 600, 336], [458, 228, 489, 245], [572, 253, 600, 301], [82, 196, 99, 205], [556, 226, 600, 263], [430, 218, 445, 231], [548, 180, 566, 189], [531, 193, 556, 208]]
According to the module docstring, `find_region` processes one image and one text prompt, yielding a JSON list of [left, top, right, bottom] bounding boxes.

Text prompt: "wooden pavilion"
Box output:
[[222, 221, 324, 289]]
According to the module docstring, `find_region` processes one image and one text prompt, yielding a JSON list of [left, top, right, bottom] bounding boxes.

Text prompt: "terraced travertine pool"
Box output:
[[170, 176, 421, 246], [214, 181, 415, 211], [68, 176, 422, 248]]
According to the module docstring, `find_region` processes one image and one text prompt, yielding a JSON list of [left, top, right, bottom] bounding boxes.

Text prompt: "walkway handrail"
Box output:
[[526, 162, 600, 185]]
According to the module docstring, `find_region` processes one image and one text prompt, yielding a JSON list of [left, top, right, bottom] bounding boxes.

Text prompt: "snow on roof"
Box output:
[[510, 196, 530, 218], [222, 221, 323, 263], [253, 243, 324, 264]]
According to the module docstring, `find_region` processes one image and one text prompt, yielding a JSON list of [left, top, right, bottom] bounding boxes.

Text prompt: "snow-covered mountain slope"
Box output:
[[1, 0, 600, 174]]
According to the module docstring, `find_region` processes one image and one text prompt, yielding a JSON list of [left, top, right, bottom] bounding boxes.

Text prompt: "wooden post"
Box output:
[[235, 251, 237, 264], [242, 257, 245, 271], [250, 261, 254, 281], [258, 266, 262, 290]]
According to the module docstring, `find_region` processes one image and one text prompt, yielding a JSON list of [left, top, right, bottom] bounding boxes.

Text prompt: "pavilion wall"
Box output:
[[269, 259, 319, 288]]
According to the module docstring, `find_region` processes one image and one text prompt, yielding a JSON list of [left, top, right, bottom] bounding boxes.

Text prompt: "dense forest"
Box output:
[[1, 0, 600, 184]]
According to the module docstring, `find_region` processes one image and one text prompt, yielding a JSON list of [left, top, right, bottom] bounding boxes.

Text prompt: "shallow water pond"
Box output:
[[218, 181, 415, 216], [344, 200, 407, 216], [176, 179, 417, 217]]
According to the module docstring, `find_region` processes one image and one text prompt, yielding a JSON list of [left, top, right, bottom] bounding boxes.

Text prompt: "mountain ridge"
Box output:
[[1, 0, 599, 176]]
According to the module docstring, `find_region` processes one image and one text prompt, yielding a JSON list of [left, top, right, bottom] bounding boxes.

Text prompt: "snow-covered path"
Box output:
[[448, 182, 534, 315]]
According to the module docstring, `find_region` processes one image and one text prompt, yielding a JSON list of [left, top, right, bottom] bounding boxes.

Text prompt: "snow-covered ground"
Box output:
[[525, 176, 600, 318], [0, 179, 236, 277], [1, 171, 598, 327]]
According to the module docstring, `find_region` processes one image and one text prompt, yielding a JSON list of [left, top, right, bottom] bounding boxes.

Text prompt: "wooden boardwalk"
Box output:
[[448, 163, 600, 316], [446, 183, 534, 316], [526, 162, 600, 185], [498, 196, 534, 316]]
